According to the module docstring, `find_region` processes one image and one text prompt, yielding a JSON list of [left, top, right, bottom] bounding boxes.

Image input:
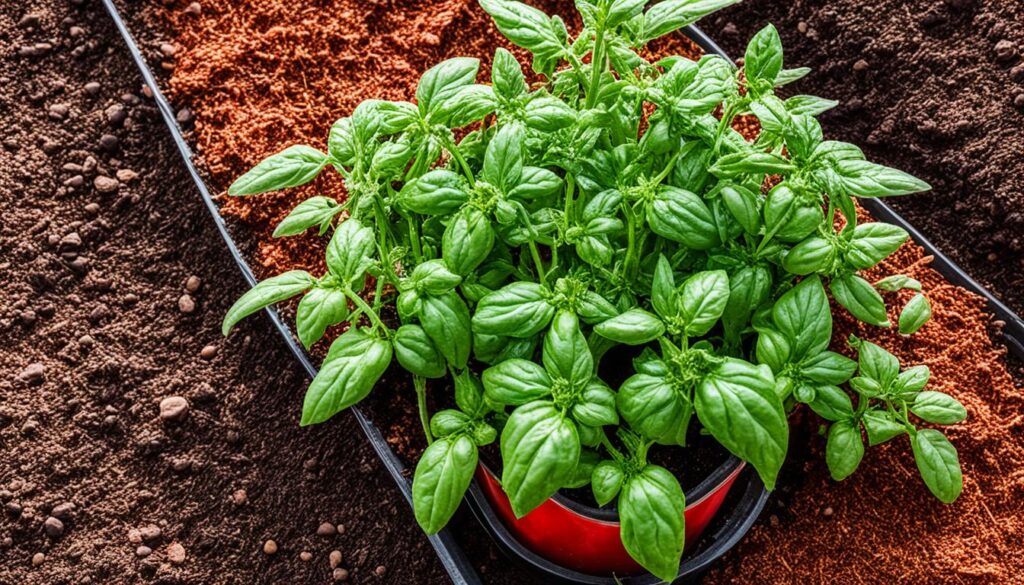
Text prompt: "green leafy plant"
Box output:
[[222, 0, 963, 580]]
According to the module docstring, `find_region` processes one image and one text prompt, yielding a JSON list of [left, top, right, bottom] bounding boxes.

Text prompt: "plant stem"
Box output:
[[414, 375, 434, 445], [447, 140, 476, 188], [345, 287, 389, 333], [585, 21, 606, 109], [528, 239, 547, 285]]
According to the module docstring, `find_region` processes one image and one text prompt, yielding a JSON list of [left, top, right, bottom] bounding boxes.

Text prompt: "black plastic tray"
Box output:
[[100, 2, 1024, 583]]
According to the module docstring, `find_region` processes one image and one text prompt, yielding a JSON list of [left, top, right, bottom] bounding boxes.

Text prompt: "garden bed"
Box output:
[[108, 0, 1024, 583]]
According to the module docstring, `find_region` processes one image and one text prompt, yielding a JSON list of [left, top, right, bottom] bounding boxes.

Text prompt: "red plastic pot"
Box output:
[[475, 457, 746, 576]]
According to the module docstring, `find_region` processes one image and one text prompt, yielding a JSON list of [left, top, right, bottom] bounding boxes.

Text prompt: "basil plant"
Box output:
[[222, 0, 963, 580]]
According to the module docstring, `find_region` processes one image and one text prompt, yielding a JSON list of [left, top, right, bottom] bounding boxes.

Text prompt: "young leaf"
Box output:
[[420, 292, 472, 370], [591, 460, 624, 506], [771, 276, 832, 359], [640, 0, 740, 44], [454, 370, 486, 416], [862, 410, 905, 446], [830, 273, 890, 327], [619, 465, 686, 582], [678, 270, 730, 336], [847, 223, 909, 270], [482, 359, 552, 405], [410, 260, 463, 295], [524, 96, 576, 131], [443, 207, 496, 276], [482, 123, 526, 192], [492, 47, 527, 99], [430, 410, 472, 438], [273, 196, 341, 237], [745, 24, 783, 84], [399, 170, 470, 215], [479, 0, 565, 60], [899, 294, 932, 336], [295, 287, 348, 349], [911, 391, 967, 425], [834, 159, 931, 198], [912, 429, 963, 503], [301, 329, 392, 425], [543, 311, 593, 386], [856, 340, 901, 387], [572, 381, 619, 427], [651, 255, 677, 320], [412, 435, 478, 534], [801, 351, 857, 385], [695, 359, 788, 489], [647, 186, 719, 250], [783, 236, 835, 275], [228, 145, 329, 196], [825, 420, 864, 481], [618, 373, 689, 446], [875, 274, 922, 292], [594, 308, 665, 345], [223, 270, 315, 335], [473, 282, 555, 337], [394, 324, 447, 379], [326, 219, 376, 286], [500, 401, 581, 517], [808, 384, 854, 422], [417, 58, 480, 117]]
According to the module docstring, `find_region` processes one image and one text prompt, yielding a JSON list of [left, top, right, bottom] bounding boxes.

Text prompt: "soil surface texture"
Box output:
[[0, 1, 447, 584], [4, 1, 1023, 585]]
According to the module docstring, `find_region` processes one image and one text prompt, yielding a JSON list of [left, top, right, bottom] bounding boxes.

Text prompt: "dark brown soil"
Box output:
[[706, 0, 1024, 315], [0, 2, 446, 584]]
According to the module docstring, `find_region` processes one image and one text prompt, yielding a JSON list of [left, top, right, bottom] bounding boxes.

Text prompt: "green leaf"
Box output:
[[783, 236, 835, 275], [651, 255, 677, 321], [492, 47, 527, 99], [875, 274, 922, 292], [801, 351, 857, 385], [745, 24, 783, 84], [912, 429, 963, 503], [399, 170, 469, 215], [856, 340, 900, 387], [328, 118, 357, 166], [295, 287, 348, 349], [228, 145, 329, 196], [483, 123, 525, 192], [641, 0, 741, 44], [695, 359, 788, 489], [410, 260, 462, 295], [365, 100, 420, 134], [862, 410, 905, 446], [301, 329, 392, 425], [443, 207, 496, 276], [808, 384, 854, 422], [678, 270, 730, 336], [847, 223, 909, 269], [430, 410, 472, 438], [223, 270, 315, 335], [417, 57, 479, 117], [830, 273, 890, 327], [899, 294, 932, 336], [473, 282, 555, 337], [454, 370, 486, 416], [591, 460, 624, 506], [501, 401, 581, 517], [435, 84, 497, 128], [619, 465, 686, 582], [524, 96, 577, 131], [572, 381, 619, 427], [894, 365, 931, 395], [482, 359, 552, 405], [607, 0, 646, 27], [647, 186, 719, 250], [577, 291, 619, 324], [911, 391, 967, 425], [543, 311, 593, 386], [480, 0, 566, 60], [825, 420, 864, 481], [785, 94, 839, 116], [756, 328, 792, 373], [326, 219, 376, 286], [719, 183, 762, 235], [595, 308, 665, 345], [412, 435, 478, 534], [509, 166, 563, 200], [772, 276, 832, 359], [273, 196, 341, 237], [710, 151, 795, 178], [420, 292, 472, 369], [834, 159, 931, 198], [394, 324, 447, 379], [618, 371, 690, 446]]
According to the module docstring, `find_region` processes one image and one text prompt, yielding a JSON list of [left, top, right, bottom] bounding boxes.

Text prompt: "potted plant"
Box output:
[[220, 0, 965, 580]]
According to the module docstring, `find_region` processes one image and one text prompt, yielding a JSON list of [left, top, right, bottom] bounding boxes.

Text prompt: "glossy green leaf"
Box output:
[[394, 324, 447, 379], [301, 329, 392, 425], [619, 465, 686, 582], [899, 294, 932, 336], [595, 308, 665, 345], [912, 391, 967, 425], [482, 359, 552, 405], [830, 273, 890, 327], [825, 420, 864, 481], [413, 435, 478, 533], [228, 145, 329, 196], [501, 401, 581, 517], [295, 287, 348, 349], [473, 282, 554, 337], [420, 292, 472, 370], [273, 196, 341, 237], [912, 429, 962, 503], [223, 270, 315, 335]]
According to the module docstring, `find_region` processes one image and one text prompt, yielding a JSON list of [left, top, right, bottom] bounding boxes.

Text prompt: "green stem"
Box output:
[[345, 287, 389, 333], [406, 215, 424, 263], [414, 375, 434, 445], [447, 139, 476, 188], [528, 240, 547, 285], [585, 21, 607, 109]]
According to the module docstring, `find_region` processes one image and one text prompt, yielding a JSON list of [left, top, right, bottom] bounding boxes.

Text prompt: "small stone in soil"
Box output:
[[6, 501, 22, 516], [823, 506, 834, 517], [167, 542, 186, 564], [93, 176, 119, 193], [32, 552, 45, 566], [159, 396, 189, 423], [374, 565, 387, 577], [84, 82, 100, 95], [138, 524, 162, 543], [263, 540, 278, 555], [231, 489, 247, 505], [99, 134, 119, 151], [178, 294, 196, 314], [1014, 94, 1024, 111], [994, 39, 1018, 63], [329, 550, 343, 568], [18, 363, 45, 385], [317, 522, 337, 536], [43, 516, 65, 538], [200, 344, 218, 360], [51, 502, 75, 520], [333, 568, 349, 582], [185, 275, 201, 292], [300, 551, 313, 562], [853, 59, 870, 72], [136, 546, 152, 557], [116, 169, 138, 182]]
